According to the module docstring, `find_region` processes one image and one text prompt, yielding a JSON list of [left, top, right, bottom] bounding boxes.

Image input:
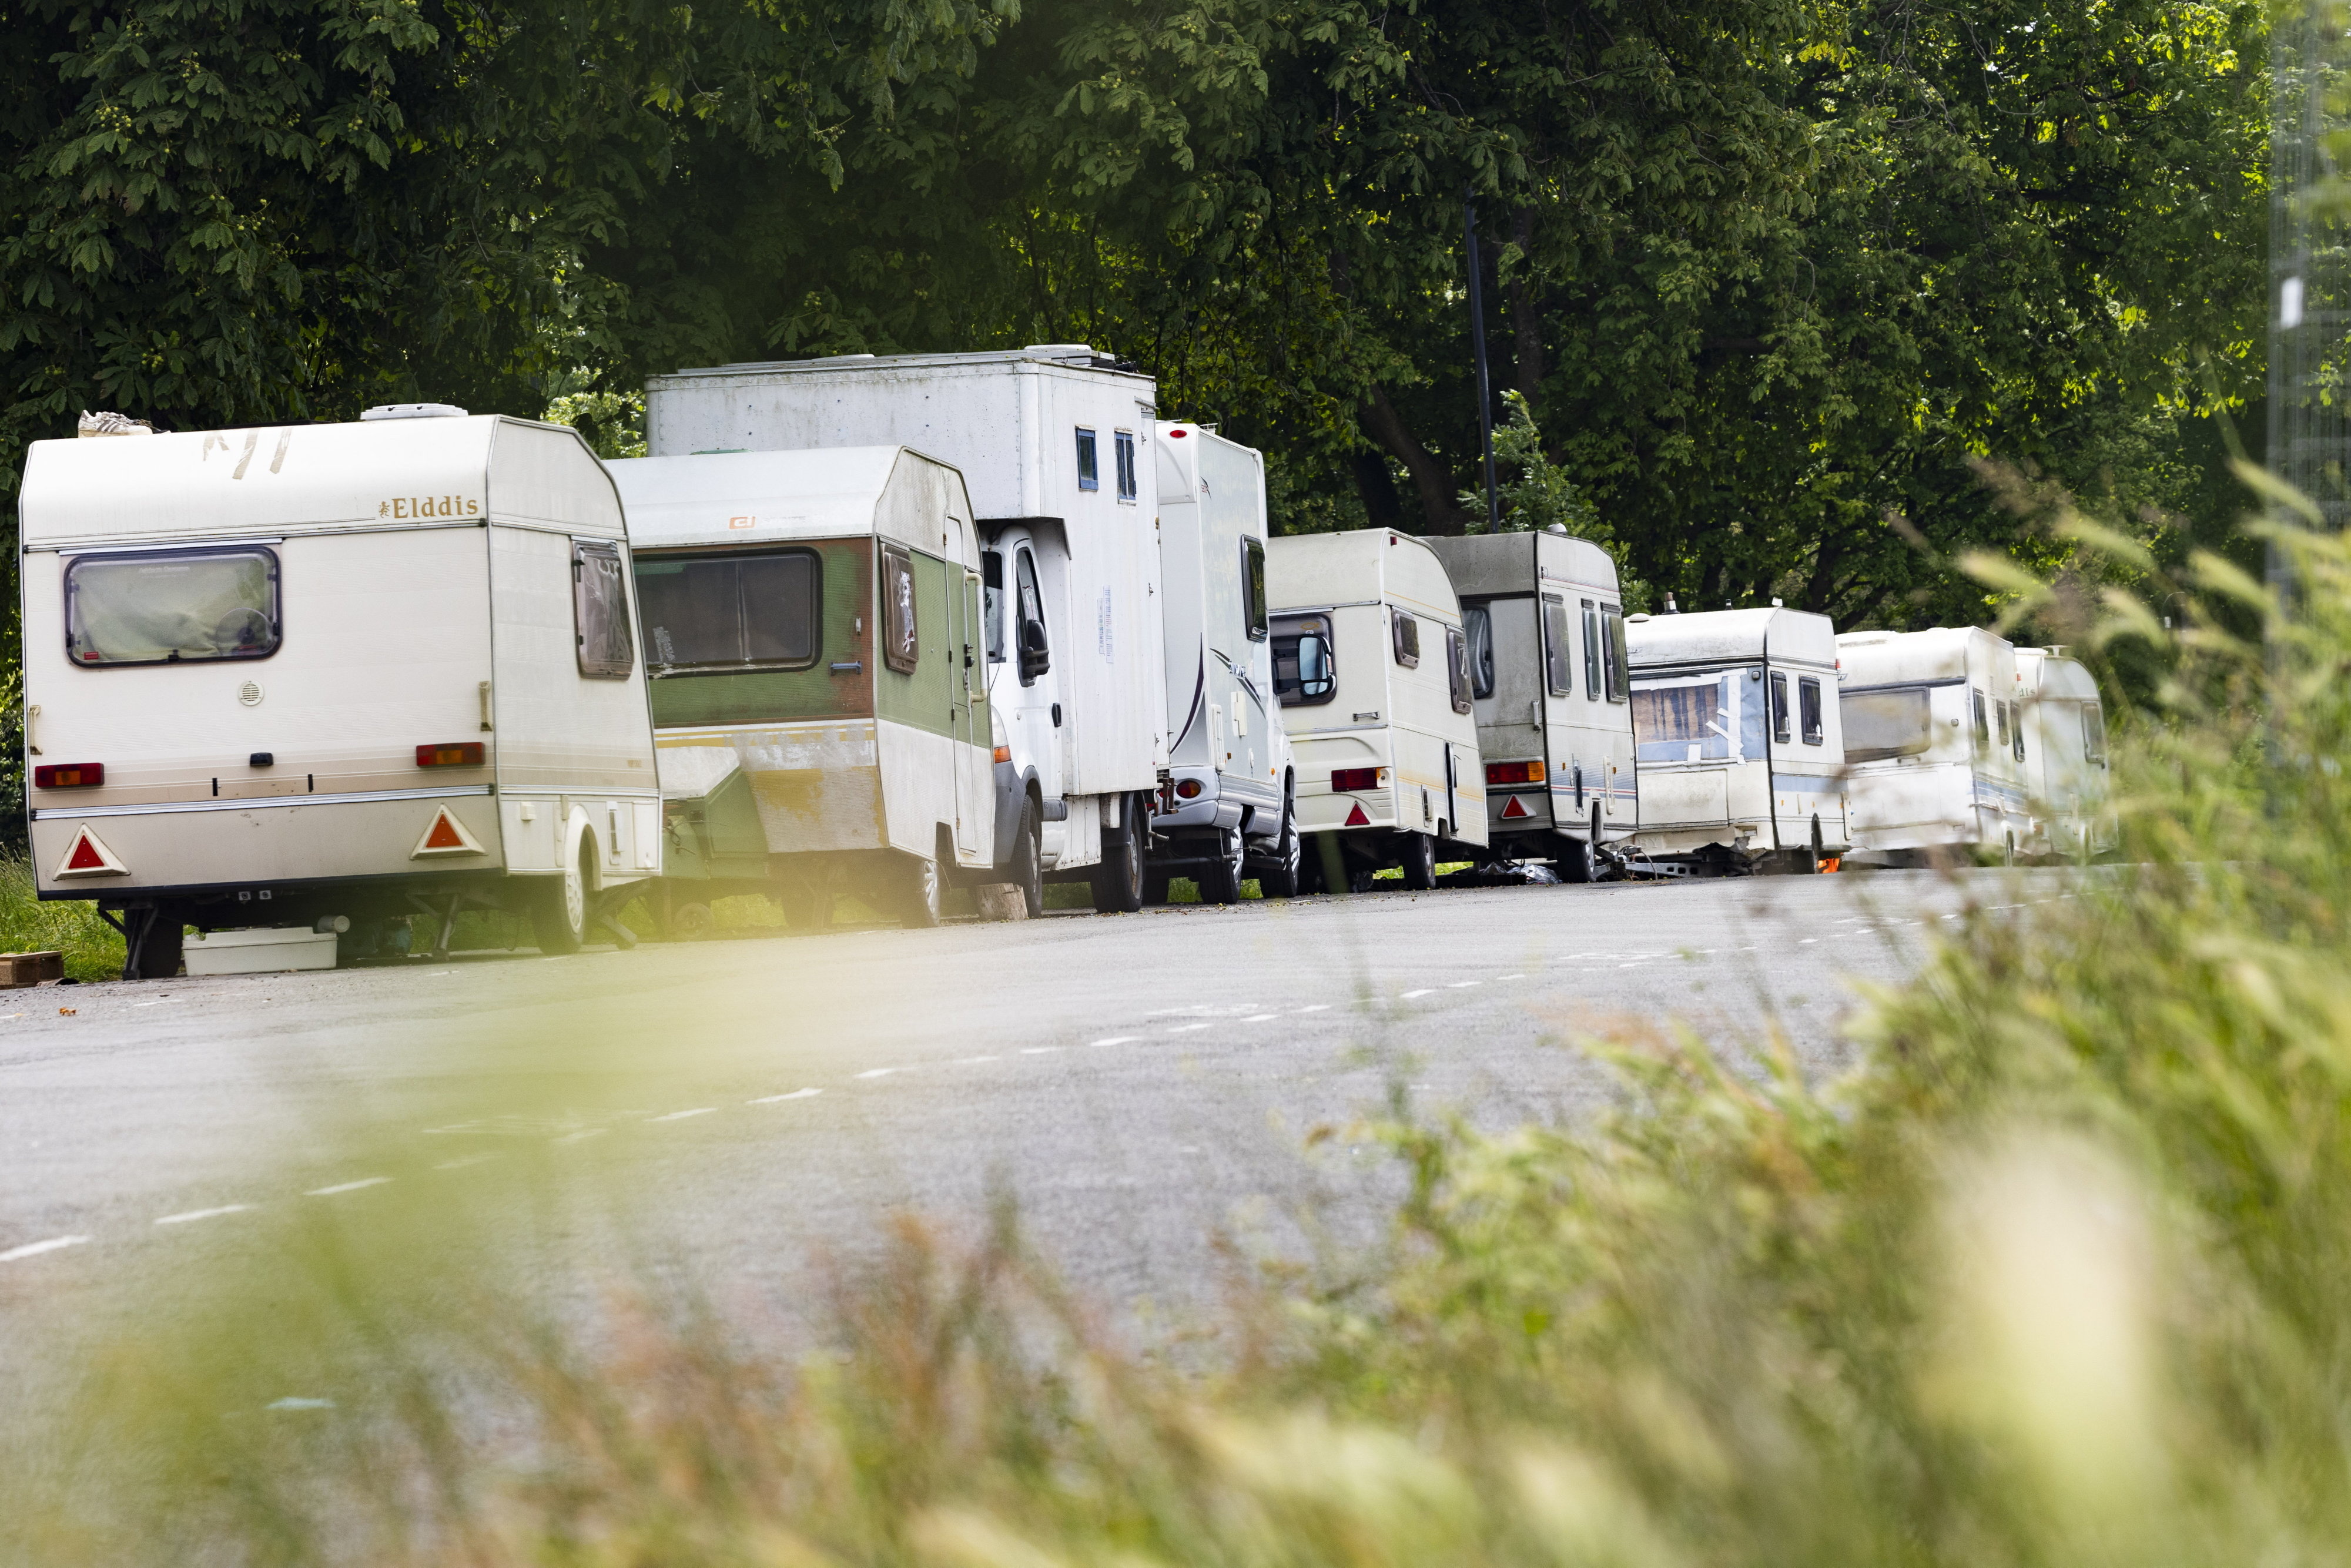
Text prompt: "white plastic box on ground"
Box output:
[[182, 926, 339, 976]]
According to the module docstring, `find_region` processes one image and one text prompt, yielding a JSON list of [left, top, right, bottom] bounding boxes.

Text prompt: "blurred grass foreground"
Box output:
[[19, 515, 2351, 1565]]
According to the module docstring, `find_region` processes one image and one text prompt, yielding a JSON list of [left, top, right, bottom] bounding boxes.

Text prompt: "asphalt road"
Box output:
[[0, 866, 2064, 1389]]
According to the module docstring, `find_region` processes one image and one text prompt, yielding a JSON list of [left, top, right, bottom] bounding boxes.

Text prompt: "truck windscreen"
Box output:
[[65, 547, 280, 666]]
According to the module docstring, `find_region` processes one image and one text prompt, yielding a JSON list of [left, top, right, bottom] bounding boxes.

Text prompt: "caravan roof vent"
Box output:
[[361, 403, 469, 421]]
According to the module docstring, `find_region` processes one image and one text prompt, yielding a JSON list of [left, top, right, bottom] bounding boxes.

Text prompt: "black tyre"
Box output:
[[1010, 796, 1045, 919], [1808, 816, 1826, 875], [899, 854, 944, 928], [671, 901, 717, 940], [1558, 834, 1598, 884], [532, 841, 592, 955], [1254, 801, 1302, 899], [1398, 831, 1437, 891], [1091, 797, 1147, 913], [125, 907, 185, 980], [1198, 830, 1247, 905]]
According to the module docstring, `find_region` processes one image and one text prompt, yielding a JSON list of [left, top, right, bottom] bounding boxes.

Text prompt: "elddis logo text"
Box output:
[[380, 495, 483, 518]]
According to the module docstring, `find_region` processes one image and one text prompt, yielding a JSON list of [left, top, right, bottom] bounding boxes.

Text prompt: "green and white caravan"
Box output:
[[607, 447, 993, 928], [1426, 527, 1637, 882], [18, 406, 662, 975], [1624, 607, 1850, 873], [1267, 529, 1488, 892]]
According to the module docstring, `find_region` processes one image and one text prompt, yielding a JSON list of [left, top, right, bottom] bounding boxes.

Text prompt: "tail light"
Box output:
[[1174, 778, 1205, 799], [1485, 760, 1546, 786], [1332, 767, 1381, 792], [416, 742, 485, 768], [33, 763, 103, 788]]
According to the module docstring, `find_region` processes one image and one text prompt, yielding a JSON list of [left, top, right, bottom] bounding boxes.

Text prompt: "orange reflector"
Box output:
[[53, 825, 128, 880], [992, 745, 1012, 764], [1345, 802, 1370, 827], [410, 806, 486, 859], [1500, 794, 1531, 820]]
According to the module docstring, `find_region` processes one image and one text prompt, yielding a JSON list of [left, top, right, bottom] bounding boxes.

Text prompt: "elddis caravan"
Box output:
[[1267, 530, 1486, 890], [1836, 627, 2032, 865], [642, 347, 1167, 914], [1624, 607, 1849, 872], [19, 409, 662, 976], [608, 447, 994, 928], [1426, 527, 1637, 881]]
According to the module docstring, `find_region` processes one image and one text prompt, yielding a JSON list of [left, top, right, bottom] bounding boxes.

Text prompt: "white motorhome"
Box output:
[[1836, 627, 2032, 865], [641, 347, 1166, 913], [1267, 530, 1488, 890], [19, 408, 661, 976], [608, 448, 992, 927], [1147, 422, 1297, 901], [1426, 527, 1637, 881], [1625, 607, 1849, 871], [2015, 646, 2116, 860]]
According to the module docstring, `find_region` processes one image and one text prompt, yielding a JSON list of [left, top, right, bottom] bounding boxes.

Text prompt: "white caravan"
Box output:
[[608, 448, 992, 927], [19, 408, 660, 976], [2015, 646, 2116, 860], [1267, 530, 1488, 891], [1146, 421, 1297, 900], [1836, 627, 2033, 865], [642, 347, 1166, 913], [1625, 607, 1849, 871], [1426, 526, 1637, 881]]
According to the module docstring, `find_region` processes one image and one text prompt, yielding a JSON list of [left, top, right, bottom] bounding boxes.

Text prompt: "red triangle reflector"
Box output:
[[52, 825, 128, 879], [1345, 802, 1370, 827], [66, 836, 108, 870], [410, 806, 485, 859], [424, 813, 466, 850], [1500, 794, 1531, 820]]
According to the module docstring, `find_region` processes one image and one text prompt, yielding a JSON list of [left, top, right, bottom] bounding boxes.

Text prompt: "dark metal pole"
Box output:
[[1463, 187, 1501, 533]]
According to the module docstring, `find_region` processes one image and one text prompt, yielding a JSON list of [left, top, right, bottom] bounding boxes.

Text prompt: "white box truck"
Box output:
[[1267, 529, 1487, 891], [608, 447, 993, 927], [1147, 421, 1298, 901], [1625, 607, 1850, 872], [1836, 626, 2042, 865], [1426, 527, 1638, 882], [18, 408, 662, 975], [642, 347, 1166, 912]]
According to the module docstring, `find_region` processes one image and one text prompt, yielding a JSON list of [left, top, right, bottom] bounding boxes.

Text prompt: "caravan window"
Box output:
[[1972, 689, 1990, 751], [65, 546, 280, 667], [1114, 431, 1138, 501], [1579, 600, 1600, 698], [2082, 703, 2108, 763], [1240, 537, 1268, 641], [1391, 608, 1421, 668], [1463, 604, 1496, 698], [1844, 686, 1934, 762], [1799, 676, 1824, 745], [1446, 626, 1473, 713], [1630, 670, 1766, 763], [635, 548, 815, 675], [1769, 672, 1791, 744], [574, 541, 635, 679], [1076, 428, 1100, 492], [1995, 699, 2011, 751], [880, 546, 920, 673], [2012, 701, 2027, 763], [1602, 608, 1630, 702], [1540, 596, 1571, 696], [1272, 614, 1336, 706]]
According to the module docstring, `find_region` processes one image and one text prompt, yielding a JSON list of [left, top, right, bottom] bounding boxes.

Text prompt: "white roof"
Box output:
[[2016, 646, 2099, 702], [652, 344, 1149, 383], [1625, 607, 1837, 669], [18, 415, 617, 547], [1267, 530, 1460, 621], [1837, 626, 2001, 686], [609, 446, 973, 556]]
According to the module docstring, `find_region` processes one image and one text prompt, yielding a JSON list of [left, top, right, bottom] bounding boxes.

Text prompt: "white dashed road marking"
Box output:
[[1166, 1023, 1210, 1034], [306, 1177, 392, 1197], [155, 1205, 251, 1225], [0, 1235, 90, 1262], [1401, 989, 1434, 998], [1088, 1037, 1137, 1048], [749, 1088, 822, 1104], [855, 1068, 901, 1080], [649, 1108, 717, 1123]]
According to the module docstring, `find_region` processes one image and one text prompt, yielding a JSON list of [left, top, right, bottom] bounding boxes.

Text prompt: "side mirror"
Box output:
[[1019, 619, 1050, 681]]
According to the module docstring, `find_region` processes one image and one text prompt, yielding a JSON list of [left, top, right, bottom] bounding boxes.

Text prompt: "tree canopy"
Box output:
[[0, 0, 2271, 629]]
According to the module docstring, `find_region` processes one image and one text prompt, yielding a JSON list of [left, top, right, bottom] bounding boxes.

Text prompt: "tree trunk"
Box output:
[[1352, 451, 1406, 528], [1507, 206, 1545, 414], [1360, 387, 1473, 534]]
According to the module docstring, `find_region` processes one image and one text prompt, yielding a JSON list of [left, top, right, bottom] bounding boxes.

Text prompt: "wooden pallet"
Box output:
[[0, 951, 66, 987]]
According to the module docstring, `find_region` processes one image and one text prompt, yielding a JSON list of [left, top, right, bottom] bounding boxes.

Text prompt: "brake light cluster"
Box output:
[[33, 763, 103, 789], [1174, 778, 1204, 799], [1331, 767, 1382, 792], [1485, 759, 1546, 786], [416, 742, 485, 768]]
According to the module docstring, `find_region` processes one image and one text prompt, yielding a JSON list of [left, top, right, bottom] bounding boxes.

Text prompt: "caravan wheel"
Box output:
[[1198, 830, 1247, 905], [1558, 835, 1598, 884], [1090, 798, 1147, 913], [899, 854, 944, 928], [1398, 831, 1437, 891], [532, 842, 592, 956], [1254, 800, 1302, 899]]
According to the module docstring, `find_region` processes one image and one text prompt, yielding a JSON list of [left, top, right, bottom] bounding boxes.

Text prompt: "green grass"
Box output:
[[0, 857, 125, 980], [18, 515, 2351, 1565]]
